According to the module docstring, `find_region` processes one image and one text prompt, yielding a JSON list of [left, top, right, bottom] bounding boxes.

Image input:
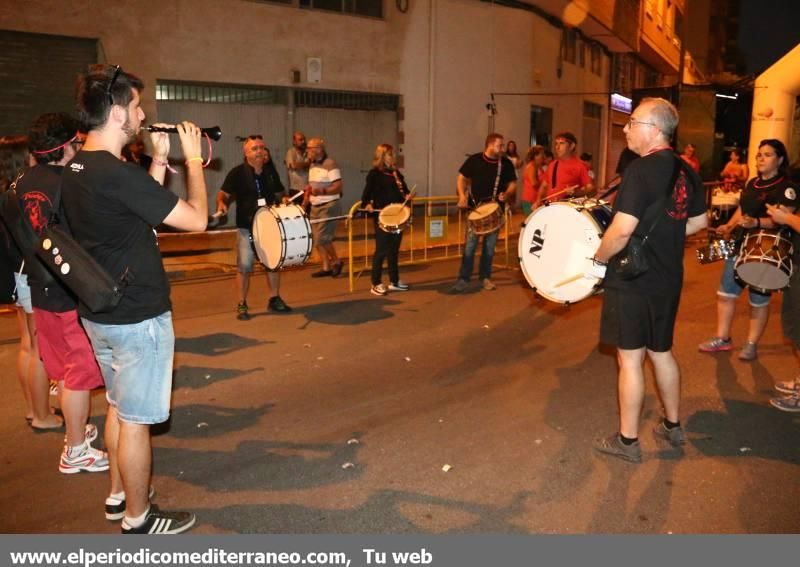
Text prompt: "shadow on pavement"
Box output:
[[188, 489, 533, 534], [687, 353, 800, 463], [296, 299, 402, 327], [154, 437, 366, 492], [164, 403, 275, 439], [173, 365, 265, 390], [432, 306, 555, 386], [175, 333, 271, 356]]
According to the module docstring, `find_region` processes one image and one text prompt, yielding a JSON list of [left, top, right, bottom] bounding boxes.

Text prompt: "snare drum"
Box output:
[[252, 204, 313, 270], [378, 203, 411, 233], [467, 202, 503, 235], [518, 199, 611, 304], [734, 228, 793, 293]]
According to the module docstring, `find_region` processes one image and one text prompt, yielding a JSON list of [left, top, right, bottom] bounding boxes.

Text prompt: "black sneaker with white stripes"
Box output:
[[121, 505, 196, 535], [105, 486, 156, 521]]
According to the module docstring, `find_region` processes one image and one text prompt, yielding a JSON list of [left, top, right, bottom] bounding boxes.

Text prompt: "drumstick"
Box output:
[[402, 185, 417, 207], [543, 184, 579, 203], [289, 191, 305, 203], [309, 214, 352, 224], [553, 273, 584, 288]]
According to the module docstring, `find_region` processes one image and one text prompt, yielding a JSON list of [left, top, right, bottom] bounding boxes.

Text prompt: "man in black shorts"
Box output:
[[586, 98, 707, 463]]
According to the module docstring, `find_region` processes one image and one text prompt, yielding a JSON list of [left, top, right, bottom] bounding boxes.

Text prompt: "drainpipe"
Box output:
[[426, 0, 436, 198], [747, 43, 800, 174]]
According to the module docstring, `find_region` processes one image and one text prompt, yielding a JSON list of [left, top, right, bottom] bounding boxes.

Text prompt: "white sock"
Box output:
[[107, 491, 125, 504], [123, 506, 150, 529]]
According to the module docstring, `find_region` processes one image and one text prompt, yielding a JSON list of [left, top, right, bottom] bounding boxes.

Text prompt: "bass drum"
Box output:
[[518, 199, 611, 304], [252, 204, 312, 270]]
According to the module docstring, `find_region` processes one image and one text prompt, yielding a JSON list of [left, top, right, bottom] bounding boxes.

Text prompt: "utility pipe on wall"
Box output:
[[748, 43, 800, 173]]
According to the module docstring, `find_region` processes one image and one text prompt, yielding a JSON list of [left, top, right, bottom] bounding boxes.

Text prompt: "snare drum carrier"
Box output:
[[466, 153, 507, 235], [732, 174, 798, 293]]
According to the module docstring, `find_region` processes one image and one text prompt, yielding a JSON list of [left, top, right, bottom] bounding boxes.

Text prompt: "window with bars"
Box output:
[[155, 82, 288, 105], [248, 0, 383, 18], [155, 81, 399, 112]]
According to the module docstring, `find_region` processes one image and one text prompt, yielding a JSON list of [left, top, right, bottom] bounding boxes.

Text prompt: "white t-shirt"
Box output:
[[309, 157, 342, 205]]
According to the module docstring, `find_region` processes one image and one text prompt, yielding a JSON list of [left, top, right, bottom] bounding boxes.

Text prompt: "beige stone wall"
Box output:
[[2, 0, 611, 194]]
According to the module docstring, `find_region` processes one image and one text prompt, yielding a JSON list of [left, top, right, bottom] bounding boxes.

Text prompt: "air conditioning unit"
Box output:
[[307, 57, 322, 84]]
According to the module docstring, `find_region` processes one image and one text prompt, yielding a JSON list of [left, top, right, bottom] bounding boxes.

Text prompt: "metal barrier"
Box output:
[[347, 196, 512, 292], [704, 181, 740, 228]]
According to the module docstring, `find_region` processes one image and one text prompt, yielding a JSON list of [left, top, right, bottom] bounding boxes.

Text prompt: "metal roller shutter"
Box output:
[[0, 30, 97, 135]]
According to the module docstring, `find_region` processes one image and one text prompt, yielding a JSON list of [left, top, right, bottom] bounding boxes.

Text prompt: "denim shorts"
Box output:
[[236, 228, 256, 274], [718, 258, 771, 307], [82, 312, 175, 424], [13, 273, 32, 314]]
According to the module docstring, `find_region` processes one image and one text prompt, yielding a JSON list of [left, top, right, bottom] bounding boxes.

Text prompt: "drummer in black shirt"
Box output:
[[450, 133, 516, 293], [216, 136, 292, 319], [361, 144, 411, 296]]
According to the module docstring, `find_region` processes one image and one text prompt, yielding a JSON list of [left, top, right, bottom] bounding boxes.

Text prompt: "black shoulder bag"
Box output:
[[612, 154, 684, 280], [34, 184, 132, 313]]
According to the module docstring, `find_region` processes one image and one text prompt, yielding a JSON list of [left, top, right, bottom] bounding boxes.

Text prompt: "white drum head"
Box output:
[[380, 203, 410, 226], [252, 207, 284, 270], [468, 202, 499, 221], [518, 202, 604, 304]]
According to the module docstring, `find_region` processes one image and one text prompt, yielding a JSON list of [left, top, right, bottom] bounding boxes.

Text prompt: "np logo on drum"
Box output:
[[528, 228, 546, 258]]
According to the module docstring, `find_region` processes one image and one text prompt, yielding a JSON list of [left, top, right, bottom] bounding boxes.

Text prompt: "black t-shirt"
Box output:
[[0, 219, 19, 303], [738, 175, 798, 218], [615, 148, 639, 176], [16, 165, 76, 312], [61, 151, 179, 324], [361, 168, 409, 211], [605, 150, 706, 294], [458, 153, 517, 204], [221, 162, 285, 229]]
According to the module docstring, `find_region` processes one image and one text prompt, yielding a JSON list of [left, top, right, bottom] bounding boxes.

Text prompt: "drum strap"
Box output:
[[492, 156, 503, 202]]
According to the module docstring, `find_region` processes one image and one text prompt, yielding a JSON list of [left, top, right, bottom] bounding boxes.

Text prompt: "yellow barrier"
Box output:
[[347, 196, 512, 292]]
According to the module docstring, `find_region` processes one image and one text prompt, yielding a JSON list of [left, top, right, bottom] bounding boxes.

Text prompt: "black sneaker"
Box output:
[[268, 296, 292, 313], [331, 261, 344, 277], [593, 433, 642, 463], [311, 269, 333, 278], [121, 505, 196, 534], [105, 486, 156, 521], [236, 301, 250, 321]]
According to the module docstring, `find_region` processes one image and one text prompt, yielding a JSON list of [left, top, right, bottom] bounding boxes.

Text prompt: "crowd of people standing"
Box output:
[[0, 61, 798, 537]]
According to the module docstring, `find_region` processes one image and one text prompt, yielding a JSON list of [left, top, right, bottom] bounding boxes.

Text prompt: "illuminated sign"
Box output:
[[610, 93, 632, 114]]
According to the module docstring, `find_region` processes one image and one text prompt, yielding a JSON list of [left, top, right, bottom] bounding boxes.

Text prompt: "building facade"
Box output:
[[1, 0, 702, 208]]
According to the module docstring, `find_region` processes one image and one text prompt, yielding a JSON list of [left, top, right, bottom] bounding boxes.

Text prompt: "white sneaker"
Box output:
[[59, 442, 109, 474], [774, 378, 800, 395], [388, 281, 409, 291], [371, 284, 388, 296]]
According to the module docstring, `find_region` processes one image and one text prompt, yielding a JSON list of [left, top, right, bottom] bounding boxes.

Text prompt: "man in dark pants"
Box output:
[[587, 98, 707, 463], [62, 64, 207, 533]]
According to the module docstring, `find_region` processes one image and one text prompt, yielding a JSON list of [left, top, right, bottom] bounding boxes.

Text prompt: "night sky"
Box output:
[[737, 0, 800, 74]]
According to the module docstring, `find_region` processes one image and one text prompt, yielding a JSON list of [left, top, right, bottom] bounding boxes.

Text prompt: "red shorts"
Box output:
[[33, 308, 104, 391]]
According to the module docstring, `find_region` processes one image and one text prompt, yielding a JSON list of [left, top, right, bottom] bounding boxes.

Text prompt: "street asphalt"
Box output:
[[1, 251, 798, 534]]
